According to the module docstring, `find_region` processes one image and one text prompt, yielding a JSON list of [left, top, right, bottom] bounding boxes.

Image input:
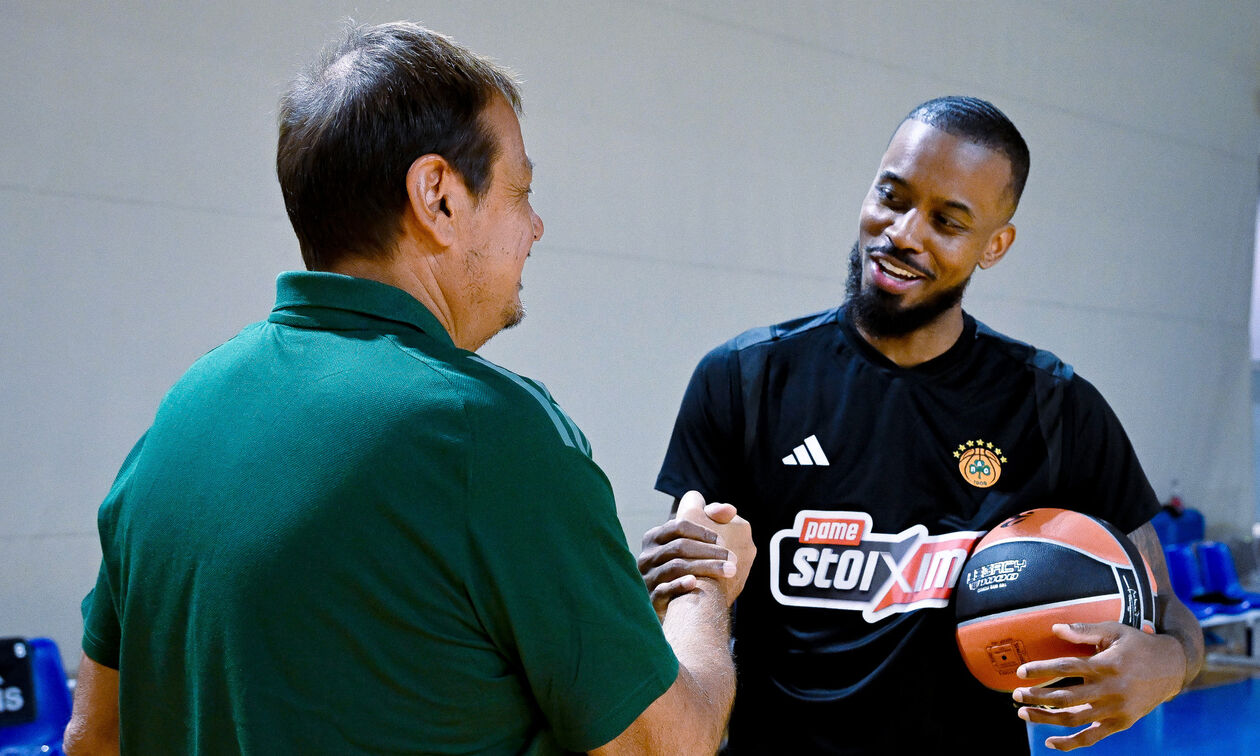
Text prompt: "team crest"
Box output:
[[954, 439, 1005, 489]]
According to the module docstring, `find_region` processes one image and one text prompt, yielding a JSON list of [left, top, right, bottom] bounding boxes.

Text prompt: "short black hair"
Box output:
[[277, 22, 522, 270], [905, 96, 1030, 212]]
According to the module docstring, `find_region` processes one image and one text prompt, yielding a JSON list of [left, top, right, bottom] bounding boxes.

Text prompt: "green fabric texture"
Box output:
[[83, 271, 677, 755]]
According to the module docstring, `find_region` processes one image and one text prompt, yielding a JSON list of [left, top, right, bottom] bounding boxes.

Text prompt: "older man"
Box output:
[[65, 22, 752, 755], [639, 96, 1202, 754]]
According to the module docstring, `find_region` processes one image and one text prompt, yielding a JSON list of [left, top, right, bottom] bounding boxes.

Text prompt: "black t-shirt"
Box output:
[[656, 307, 1160, 755]]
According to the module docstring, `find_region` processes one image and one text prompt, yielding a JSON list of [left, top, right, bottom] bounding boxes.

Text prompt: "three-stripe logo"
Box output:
[[782, 434, 829, 466]]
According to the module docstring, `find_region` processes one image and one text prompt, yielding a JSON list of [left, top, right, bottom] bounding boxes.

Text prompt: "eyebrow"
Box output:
[[878, 170, 974, 219]]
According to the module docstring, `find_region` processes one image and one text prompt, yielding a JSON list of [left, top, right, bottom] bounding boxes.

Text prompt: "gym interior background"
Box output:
[[4, 0, 1259, 694]]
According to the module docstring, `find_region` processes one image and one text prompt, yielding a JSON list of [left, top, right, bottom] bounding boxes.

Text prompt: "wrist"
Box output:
[[1158, 632, 1191, 698]]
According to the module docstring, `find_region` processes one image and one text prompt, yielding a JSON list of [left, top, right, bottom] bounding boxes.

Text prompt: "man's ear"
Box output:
[[405, 154, 461, 248], [978, 223, 1016, 270]]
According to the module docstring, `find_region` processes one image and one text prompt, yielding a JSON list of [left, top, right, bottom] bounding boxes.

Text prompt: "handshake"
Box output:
[[637, 490, 757, 620]]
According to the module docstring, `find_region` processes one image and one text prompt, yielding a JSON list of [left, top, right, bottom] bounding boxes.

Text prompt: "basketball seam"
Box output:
[[970, 535, 1134, 570], [955, 594, 1121, 628]]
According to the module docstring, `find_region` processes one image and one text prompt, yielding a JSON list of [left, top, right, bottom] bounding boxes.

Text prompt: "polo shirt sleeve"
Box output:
[[462, 387, 678, 753], [81, 433, 148, 669], [655, 343, 743, 505], [1060, 376, 1161, 534]]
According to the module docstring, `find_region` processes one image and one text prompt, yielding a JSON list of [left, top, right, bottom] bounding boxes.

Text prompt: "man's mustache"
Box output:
[[864, 241, 934, 280]]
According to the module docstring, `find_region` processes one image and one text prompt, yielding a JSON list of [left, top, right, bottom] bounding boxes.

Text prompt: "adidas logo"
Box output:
[[782, 434, 829, 466]]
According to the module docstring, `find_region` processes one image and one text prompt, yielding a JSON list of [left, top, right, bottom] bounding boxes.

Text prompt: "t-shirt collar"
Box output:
[[838, 305, 977, 376], [268, 271, 455, 348]]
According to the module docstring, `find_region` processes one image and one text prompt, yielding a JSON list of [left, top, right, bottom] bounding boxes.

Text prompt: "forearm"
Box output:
[[64, 653, 120, 756], [1130, 522, 1204, 691], [590, 580, 734, 756], [1157, 593, 1204, 690], [659, 580, 736, 754]]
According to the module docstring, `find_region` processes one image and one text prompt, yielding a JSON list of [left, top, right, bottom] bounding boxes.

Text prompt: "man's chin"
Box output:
[[502, 303, 525, 331], [847, 281, 967, 338]]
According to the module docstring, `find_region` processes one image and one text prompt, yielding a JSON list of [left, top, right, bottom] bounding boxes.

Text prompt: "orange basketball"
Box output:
[[954, 508, 1156, 691]]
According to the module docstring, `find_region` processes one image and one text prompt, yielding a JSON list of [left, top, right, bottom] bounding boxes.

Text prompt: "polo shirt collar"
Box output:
[[269, 271, 455, 348]]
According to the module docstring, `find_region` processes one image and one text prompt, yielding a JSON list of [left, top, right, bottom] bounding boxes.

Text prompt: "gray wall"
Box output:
[[4, 1, 1259, 670]]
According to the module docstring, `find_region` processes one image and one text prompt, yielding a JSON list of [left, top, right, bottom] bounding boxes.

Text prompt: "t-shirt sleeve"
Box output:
[[81, 433, 148, 670], [81, 564, 121, 669], [464, 394, 678, 753], [655, 344, 743, 506], [1060, 376, 1161, 534]]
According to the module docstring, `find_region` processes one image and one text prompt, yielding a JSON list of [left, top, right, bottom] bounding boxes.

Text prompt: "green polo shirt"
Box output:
[[82, 272, 677, 755]]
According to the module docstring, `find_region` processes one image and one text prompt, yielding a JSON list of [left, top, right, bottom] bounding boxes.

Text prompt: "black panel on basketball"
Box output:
[[955, 541, 1120, 623]]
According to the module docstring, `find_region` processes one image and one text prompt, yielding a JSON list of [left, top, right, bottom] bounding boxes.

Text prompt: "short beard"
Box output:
[[843, 241, 969, 338], [501, 297, 525, 331]]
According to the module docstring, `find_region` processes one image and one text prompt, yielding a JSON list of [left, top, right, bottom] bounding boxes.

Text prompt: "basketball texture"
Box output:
[[954, 508, 1156, 691]]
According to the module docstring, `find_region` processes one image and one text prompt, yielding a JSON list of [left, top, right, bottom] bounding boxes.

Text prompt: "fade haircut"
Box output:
[[904, 96, 1030, 214], [277, 21, 522, 270]]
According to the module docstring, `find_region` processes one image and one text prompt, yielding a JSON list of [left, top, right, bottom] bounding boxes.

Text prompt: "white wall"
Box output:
[[3, 0, 1258, 669]]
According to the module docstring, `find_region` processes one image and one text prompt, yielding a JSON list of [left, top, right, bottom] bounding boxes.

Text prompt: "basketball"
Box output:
[[954, 508, 1156, 691]]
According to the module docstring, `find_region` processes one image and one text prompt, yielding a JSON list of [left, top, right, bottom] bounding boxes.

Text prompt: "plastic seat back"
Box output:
[[1198, 541, 1260, 605], [1150, 509, 1179, 547], [1164, 544, 1219, 620], [0, 637, 71, 756], [1176, 508, 1206, 544]]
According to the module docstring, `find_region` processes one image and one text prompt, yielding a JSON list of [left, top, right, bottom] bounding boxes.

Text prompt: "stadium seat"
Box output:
[[1163, 544, 1226, 621], [1151, 507, 1206, 547], [1198, 541, 1260, 610], [1150, 509, 1179, 547], [0, 637, 71, 756], [1175, 508, 1206, 545]]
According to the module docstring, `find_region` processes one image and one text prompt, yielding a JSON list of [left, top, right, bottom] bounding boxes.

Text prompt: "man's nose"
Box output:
[[884, 208, 925, 253], [531, 210, 544, 242]]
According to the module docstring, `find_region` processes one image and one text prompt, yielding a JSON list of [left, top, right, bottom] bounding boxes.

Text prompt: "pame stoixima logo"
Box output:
[[954, 439, 1005, 489], [769, 510, 983, 623]]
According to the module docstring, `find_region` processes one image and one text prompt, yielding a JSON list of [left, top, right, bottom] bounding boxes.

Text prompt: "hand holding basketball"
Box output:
[[1013, 621, 1188, 751], [954, 509, 1156, 691]]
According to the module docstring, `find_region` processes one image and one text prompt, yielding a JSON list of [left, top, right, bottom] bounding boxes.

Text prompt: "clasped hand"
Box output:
[[637, 490, 755, 620]]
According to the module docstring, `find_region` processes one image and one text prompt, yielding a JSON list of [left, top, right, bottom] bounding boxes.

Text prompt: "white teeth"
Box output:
[[878, 258, 920, 280]]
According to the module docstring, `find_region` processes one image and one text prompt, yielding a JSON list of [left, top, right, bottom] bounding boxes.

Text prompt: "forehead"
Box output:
[[877, 119, 1013, 217], [482, 95, 530, 177]]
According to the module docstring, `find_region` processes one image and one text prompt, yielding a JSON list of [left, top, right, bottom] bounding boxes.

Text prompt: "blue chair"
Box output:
[[1151, 507, 1206, 547], [1150, 509, 1179, 547], [1198, 541, 1260, 609], [0, 637, 71, 756], [1175, 508, 1205, 545], [1163, 544, 1225, 621]]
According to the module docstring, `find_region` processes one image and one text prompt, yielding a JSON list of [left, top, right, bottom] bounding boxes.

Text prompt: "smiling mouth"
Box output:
[[874, 255, 927, 281]]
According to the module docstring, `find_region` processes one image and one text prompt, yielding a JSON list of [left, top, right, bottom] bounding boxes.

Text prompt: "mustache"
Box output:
[[864, 241, 934, 280]]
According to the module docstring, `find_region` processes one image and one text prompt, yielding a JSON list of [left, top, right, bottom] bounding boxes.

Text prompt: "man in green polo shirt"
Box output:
[[64, 22, 754, 755]]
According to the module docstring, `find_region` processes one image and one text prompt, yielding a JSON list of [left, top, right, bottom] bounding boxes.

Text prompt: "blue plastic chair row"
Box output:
[[0, 637, 70, 756], [1164, 541, 1260, 623]]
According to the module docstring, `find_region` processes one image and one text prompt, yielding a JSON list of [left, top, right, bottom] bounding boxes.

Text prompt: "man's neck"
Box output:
[[327, 246, 468, 349], [853, 307, 966, 367]]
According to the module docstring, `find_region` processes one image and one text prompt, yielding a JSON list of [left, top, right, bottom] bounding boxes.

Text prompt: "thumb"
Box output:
[[703, 502, 738, 524], [1051, 622, 1116, 649], [676, 490, 708, 524]]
